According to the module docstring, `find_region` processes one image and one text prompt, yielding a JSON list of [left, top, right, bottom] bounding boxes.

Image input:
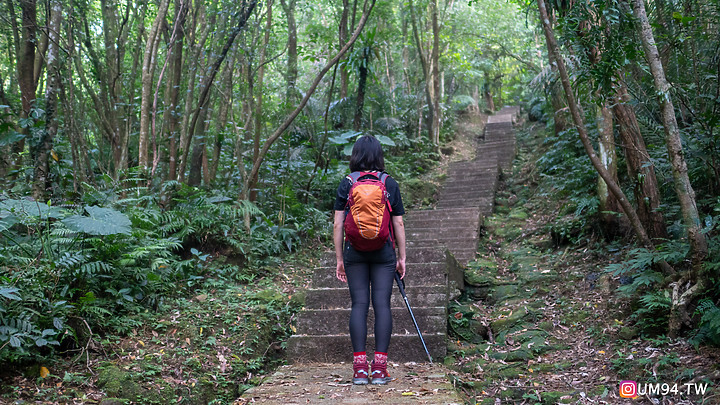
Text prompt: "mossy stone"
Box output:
[[538, 321, 554, 331], [509, 208, 529, 220], [99, 399, 126, 405], [540, 391, 575, 404], [253, 289, 285, 303], [490, 306, 529, 333], [618, 326, 638, 340], [490, 348, 531, 362], [489, 283, 520, 305], [96, 365, 141, 400], [564, 309, 590, 323]]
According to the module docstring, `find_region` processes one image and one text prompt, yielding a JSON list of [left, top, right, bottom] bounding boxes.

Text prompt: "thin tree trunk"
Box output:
[[483, 72, 494, 112], [631, 0, 709, 336], [209, 55, 234, 185], [242, 0, 377, 200], [596, 99, 624, 233], [353, 58, 368, 131], [430, 0, 441, 146], [178, 4, 209, 182], [339, 0, 351, 121], [279, 0, 298, 107], [409, 0, 433, 138], [16, 0, 37, 172], [537, 0, 674, 277], [138, 0, 171, 173], [249, 0, 273, 201], [631, 0, 707, 266], [165, 2, 188, 181], [32, 0, 62, 200], [180, 1, 257, 182], [613, 82, 667, 240]]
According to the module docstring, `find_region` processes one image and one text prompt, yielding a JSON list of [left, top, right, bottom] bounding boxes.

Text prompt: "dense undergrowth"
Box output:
[[0, 110, 457, 403], [446, 117, 719, 404]]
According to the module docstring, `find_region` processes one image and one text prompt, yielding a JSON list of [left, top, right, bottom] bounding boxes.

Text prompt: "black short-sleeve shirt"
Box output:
[[333, 172, 405, 216]]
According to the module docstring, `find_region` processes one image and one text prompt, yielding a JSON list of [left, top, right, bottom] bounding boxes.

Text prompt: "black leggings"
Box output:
[[343, 240, 396, 354]]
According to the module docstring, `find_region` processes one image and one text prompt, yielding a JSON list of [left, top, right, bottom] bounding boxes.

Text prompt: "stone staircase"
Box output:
[[287, 107, 518, 363]]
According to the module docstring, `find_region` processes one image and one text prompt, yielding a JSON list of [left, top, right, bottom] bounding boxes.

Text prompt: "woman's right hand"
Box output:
[[336, 261, 347, 283]]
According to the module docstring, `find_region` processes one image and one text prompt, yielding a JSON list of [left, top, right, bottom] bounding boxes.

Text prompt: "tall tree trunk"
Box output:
[[543, 13, 569, 135], [187, 98, 210, 186], [631, 0, 709, 336], [596, 100, 624, 233], [353, 59, 368, 131], [165, 1, 187, 181], [180, 1, 256, 182], [613, 82, 667, 240], [279, 0, 298, 107], [408, 0, 433, 138], [138, 0, 171, 173], [537, 0, 674, 278], [338, 0, 351, 101], [16, 0, 37, 172], [631, 0, 707, 266], [178, 4, 210, 182], [248, 0, 273, 201], [209, 55, 234, 185], [63, 24, 90, 190], [483, 71, 495, 112], [430, 0, 441, 146], [32, 0, 62, 201]]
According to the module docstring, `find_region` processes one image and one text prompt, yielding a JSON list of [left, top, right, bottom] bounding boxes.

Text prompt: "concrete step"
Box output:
[[406, 226, 481, 238], [405, 217, 481, 228], [286, 333, 446, 363], [304, 285, 448, 310], [436, 200, 494, 210], [408, 240, 478, 251], [295, 306, 447, 335], [312, 262, 448, 289], [446, 163, 498, 174]]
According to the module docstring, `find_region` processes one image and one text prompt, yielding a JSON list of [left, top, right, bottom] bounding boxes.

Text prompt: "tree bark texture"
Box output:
[[180, 1, 257, 183], [16, 0, 37, 170], [280, 0, 298, 107], [32, 0, 62, 200], [138, 0, 171, 172], [536, 0, 671, 274], [430, 0, 441, 146], [165, 1, 188, 181], [630, 0, 707, 266], [613, 82, 667, 240], [249, 0, 273, 200]]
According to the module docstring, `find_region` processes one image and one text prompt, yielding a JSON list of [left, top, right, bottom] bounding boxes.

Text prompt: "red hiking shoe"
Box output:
[[353, 362, 369, 385], [370, 361, 391, 385]]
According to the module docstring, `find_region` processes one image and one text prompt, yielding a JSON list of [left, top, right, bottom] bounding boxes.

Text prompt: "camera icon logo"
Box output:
[[620, 380, 638, 398]]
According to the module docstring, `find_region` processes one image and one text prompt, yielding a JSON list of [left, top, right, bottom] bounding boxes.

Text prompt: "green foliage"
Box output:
[[0, 182, 310, 363], [604, 240, 689, 334], [690, 300, 720, 347]]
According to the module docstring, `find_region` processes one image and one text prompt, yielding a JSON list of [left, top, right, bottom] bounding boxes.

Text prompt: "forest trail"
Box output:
[[238, 108, 519, 404]]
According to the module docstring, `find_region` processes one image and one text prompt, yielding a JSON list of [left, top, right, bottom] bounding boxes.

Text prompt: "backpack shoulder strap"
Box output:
[[379, 172, 389, 185], [347, 171, 382, 183], [346, 172, 365, 184]]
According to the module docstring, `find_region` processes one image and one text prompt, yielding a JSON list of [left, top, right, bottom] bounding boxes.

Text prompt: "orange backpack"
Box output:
[[343, 172, 393, 251]]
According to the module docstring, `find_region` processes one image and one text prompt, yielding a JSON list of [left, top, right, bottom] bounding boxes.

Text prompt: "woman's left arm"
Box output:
[[392, 215, 406, 278]]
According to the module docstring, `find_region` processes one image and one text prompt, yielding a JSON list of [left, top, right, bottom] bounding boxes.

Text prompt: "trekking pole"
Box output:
[[394, 271, 433, 363]]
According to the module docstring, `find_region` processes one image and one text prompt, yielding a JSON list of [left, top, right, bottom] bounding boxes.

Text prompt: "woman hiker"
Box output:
[[333, 135, 406, 385]]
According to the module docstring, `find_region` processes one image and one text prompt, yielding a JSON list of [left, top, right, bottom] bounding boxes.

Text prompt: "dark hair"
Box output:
[[349, 135, 385, 172]]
